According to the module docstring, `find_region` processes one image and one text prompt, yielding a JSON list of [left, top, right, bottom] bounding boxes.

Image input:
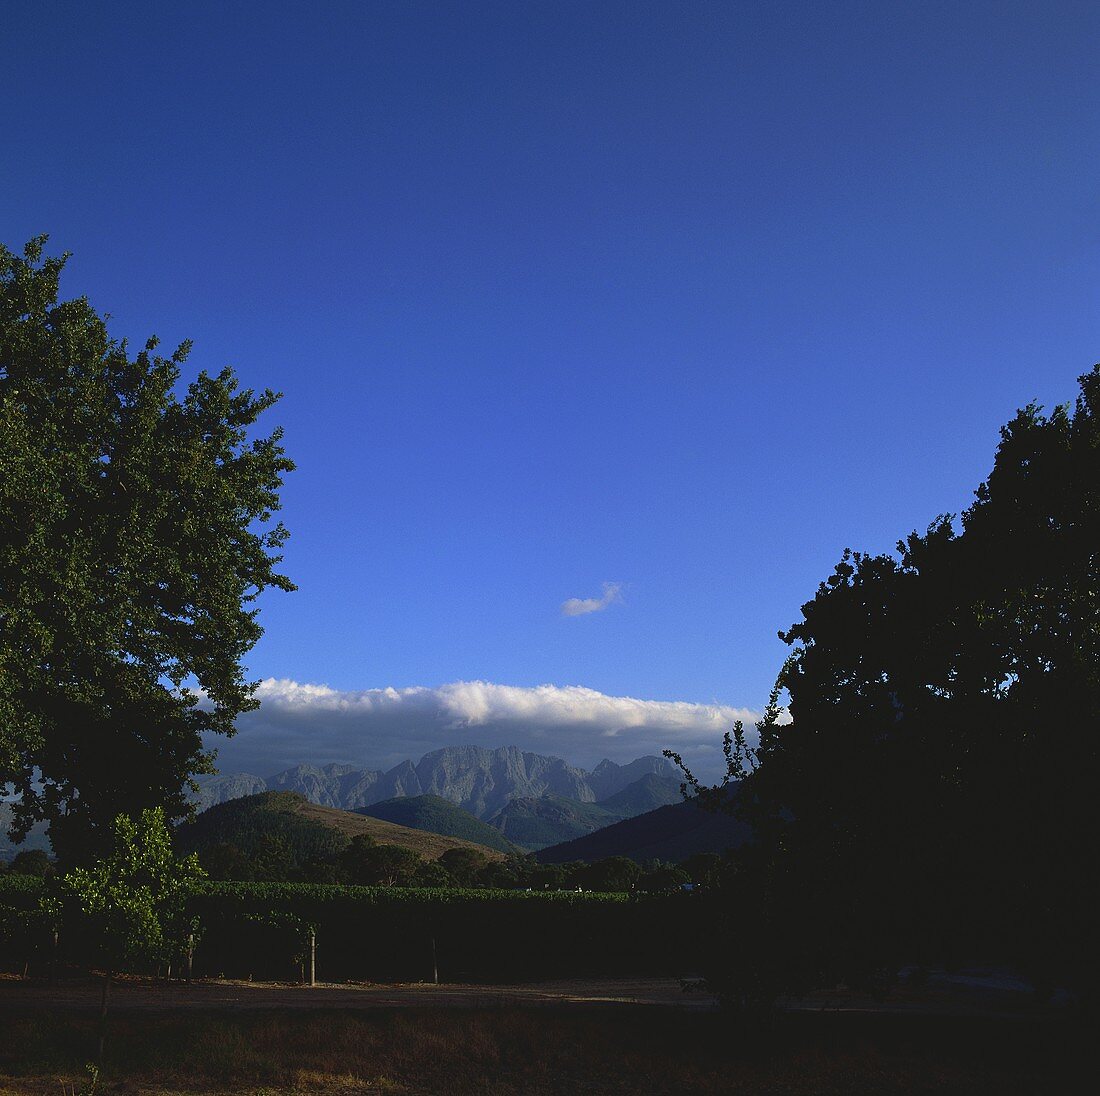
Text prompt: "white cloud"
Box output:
[[207, 678, 761, 780], [561, 582, 623, 617]]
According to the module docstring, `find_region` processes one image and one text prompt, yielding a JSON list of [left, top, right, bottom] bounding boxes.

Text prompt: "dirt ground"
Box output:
[[0, 974, 1080, 1094], [0, 969, 1064, 1019], [1, 973, 711, 1013]]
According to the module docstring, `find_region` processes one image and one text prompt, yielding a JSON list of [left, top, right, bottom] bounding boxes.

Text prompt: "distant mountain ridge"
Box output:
[[194, 746, 680, 821]]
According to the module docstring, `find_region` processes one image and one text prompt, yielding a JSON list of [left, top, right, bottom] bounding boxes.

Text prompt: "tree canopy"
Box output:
[[678, 365, 1100, 1001], [61, 806, 206, 974], [0, 237, 294, 861]]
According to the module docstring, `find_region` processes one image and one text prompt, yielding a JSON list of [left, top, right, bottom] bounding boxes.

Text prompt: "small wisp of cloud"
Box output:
[[561, 582, 623, 618]]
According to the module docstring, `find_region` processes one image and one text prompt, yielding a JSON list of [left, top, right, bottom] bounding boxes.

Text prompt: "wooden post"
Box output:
[[308, 927, 316, 987], [97, 971, 113, 1061]]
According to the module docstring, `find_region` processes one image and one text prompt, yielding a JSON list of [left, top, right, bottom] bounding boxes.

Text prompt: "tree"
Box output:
[[249, 833, 296, 882], [339, 837, 422, 887], [198, 841, 249, 881], [0, 238, 294, 862], [437, 846, 487, 886], [411, 860, 456, 887], [579, 856, 641, 892], [638, 863, 689, 892], [679, 853, 722, 887], [763, 369, 1100, 985], [62, 806, 205, 972], [673, 366, 1100, 1003], [9, 849, 52, 877], [61, 806, 206, 1056], [475, 859, 519, 889]]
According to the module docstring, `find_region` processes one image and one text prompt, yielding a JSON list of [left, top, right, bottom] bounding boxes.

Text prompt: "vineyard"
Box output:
[[0, 875, 707, 984]]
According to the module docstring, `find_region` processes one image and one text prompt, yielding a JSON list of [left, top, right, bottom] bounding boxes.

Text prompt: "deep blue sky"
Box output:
[[3, 1, 1098, 716]]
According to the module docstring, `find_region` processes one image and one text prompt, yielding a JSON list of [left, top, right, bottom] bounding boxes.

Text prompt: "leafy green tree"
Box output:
[[579, 856, 641, 892], [437, 847, 487, 886], [411, 860, 455, 887], [475, 859, 519, 889], [679, 853, 722, 887], [197, 841, 249, 881], [61, 807, 206, 1056], [337, 833, 377, 882], [340, 837, 422, 887], [62, 806, 205, 972], [0, 238, 294, 862], [528, 862, 576, 890], [639, 864, 690, 891], [249, 833, 296, 882], [299, 853, 344, 885], [9, 849, 52, 877]]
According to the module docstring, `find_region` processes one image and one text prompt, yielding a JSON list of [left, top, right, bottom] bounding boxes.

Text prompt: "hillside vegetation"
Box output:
[[356, 795, 518, 854], [488, 794, 625, 851], [538, 792, 752, 864], [176, 792, 507, 865], [485, 776, 685, 851]]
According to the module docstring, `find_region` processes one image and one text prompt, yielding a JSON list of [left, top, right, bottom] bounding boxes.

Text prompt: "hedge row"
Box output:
[[1, 876, 710, 983]]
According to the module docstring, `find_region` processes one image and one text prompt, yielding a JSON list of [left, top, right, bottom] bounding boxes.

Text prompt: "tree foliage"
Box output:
[[678, 366, 1100, 1001], [61, 806, 206, 972], [0, 238, 294, 861]]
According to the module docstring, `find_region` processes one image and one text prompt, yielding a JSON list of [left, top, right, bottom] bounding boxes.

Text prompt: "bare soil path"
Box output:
[[0, 971, 1062, 1019], [0, 974, 716, 1013]]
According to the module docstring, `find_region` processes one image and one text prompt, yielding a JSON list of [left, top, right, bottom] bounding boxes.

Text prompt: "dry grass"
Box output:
[[291, 801, 506, 861], [0, 1006, 1078, 1095]]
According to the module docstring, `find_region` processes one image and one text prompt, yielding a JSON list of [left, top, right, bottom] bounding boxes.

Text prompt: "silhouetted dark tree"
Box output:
[[198, 842, 249, 881], [340, 837, 422, 886], [675, 366, 1100, 1002], [9, 849, 51, 877], [0, 238, 294, 862], [437, 847, 487, 885], [579, 856, 641, 892]]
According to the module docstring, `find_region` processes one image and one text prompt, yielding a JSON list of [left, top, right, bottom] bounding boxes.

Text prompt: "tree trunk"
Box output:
[[308, 927, 316, 987], [186, 933, 194, 982], [97, 971, 113, 1061], [431, 936, 438, 985]]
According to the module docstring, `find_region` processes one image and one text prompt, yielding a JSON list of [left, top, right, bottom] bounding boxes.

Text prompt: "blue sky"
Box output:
[[3, 2, 1098, 771]]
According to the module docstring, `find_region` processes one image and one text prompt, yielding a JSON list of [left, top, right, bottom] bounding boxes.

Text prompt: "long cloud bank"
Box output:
[[207, 679, 762, 780]]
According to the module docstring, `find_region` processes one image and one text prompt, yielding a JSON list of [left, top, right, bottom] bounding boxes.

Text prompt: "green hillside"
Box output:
[[537, 793, 752, 864], [488, 794, 625, 851], [356, 795, 518, 854], [597, 774, 684, 816], [178, 792, 507, 866]]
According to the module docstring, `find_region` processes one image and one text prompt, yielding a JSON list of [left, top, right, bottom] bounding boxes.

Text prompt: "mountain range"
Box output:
[[194, 745, 682, 821]]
